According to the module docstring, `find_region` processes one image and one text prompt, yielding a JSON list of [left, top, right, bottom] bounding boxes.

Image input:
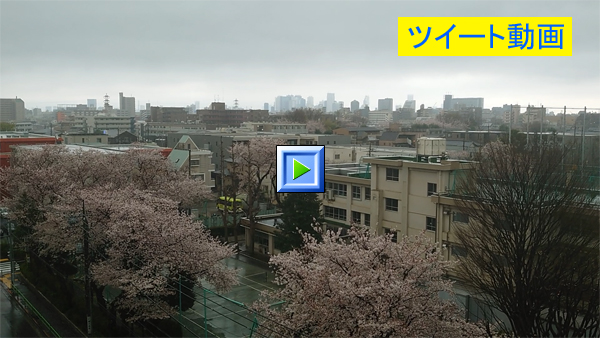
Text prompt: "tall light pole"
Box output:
[[70, 202, 93, 335], [8, 221, 15, 290], [83, 201, 93, 335]]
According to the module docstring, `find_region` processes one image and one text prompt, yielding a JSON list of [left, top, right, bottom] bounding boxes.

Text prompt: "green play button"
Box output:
[[293, 158, 311, 180]]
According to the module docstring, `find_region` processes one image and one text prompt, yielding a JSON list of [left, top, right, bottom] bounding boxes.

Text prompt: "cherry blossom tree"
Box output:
[[306, 119, 325, 134], [252, 227, 487, 337], [0, 145, 236, 321], [230, 137, 285, 253], [446, 150, 472, 160]]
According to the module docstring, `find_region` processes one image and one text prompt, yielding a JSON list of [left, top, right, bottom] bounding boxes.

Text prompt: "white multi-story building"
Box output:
[[321, 154, 469, 243], [239, 122, 307, 134], [326, 93, 335, 113], [368, 110, 392, 126], [169, 135, 216, 188]]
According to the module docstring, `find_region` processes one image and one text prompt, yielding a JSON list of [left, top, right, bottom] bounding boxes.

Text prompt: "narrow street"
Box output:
[[0, 286, 38, 338]]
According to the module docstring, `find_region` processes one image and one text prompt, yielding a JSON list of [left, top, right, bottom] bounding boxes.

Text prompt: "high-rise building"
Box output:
[[119, 92, 136, 117], [264, 103, 270, 111], [275, 95, 306, 112], [378, 98, 393, 111], [307, 96, 314, 108], [275, 96, 291, 112], [350, 100, 360, 112], [443, 95, 453, 111], [363, 96, 370, 108], [291, 95, 306, 109], [448, 96, 484, 110], [0, 98, 26, 122], [87, 99, 97, 109], [502, 104, 521, 125], [400, 95, 416, 119], [326, 93, 335, 113]]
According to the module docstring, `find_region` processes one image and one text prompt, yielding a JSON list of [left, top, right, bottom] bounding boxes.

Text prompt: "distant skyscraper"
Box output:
[[400, 95, 416, 119], [443, 94, 453, 111], [326, 93, 335, 113], [195, 101, 200, 110], [0, 98, 25, 122], [449, 97, 484, 110], [264, 102, 269, 111], [378, 98, 393, 111], [307, 96, 314, 108], [363, 96, 370, 108], [87, 99, 97, 109], [291, 95, 306, 109], [350, 100, 359, 112], [119, 92, 136, 117], [275, 95, 292, 112], [332, 101, 340, 112]]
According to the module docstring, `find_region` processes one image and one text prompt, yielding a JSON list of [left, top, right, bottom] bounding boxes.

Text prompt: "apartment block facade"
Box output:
[[321, 157, 471, 245]]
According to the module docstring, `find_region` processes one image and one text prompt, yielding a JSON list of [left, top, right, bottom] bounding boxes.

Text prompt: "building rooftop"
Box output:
[[340, 127, 382, 132], [379, 131, 400, 141], [168, 149, 188, 170], [15, 143, 169, 154]]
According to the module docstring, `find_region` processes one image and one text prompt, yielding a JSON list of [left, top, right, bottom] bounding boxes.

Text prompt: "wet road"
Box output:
[[0, 287, 39, 338]]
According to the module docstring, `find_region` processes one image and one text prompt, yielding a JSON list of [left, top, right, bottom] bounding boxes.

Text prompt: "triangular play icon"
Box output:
[[293, 158, 311, 180]]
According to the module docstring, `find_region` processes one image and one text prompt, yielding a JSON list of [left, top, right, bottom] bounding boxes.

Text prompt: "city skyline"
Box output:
[[1, 1, 599, 111]]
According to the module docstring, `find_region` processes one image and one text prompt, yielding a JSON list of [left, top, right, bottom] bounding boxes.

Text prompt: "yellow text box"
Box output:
[[398, 17, 571, 56]]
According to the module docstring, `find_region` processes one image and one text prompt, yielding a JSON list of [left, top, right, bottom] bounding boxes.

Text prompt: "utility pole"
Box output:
[[82, 201, 93, 335], [581, 106, 586, 169], [179, 274, 182, 322], [509, 104, 512, 145], [8, 221, 15, 290], [526, 106, 530, 145], [220, 136, 228, 243], [540, 105, 544, 146], [562, 106, 566, 168]]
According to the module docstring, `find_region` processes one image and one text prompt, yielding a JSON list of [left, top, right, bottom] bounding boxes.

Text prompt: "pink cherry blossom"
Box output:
[[252, 227, 487, 337]]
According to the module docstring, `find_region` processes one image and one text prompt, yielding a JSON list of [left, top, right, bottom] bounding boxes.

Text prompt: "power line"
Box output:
[[25, 206, 293, 337]]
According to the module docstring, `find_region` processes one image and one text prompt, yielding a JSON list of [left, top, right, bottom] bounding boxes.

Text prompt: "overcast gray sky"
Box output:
[[1, 0, 599, 111]]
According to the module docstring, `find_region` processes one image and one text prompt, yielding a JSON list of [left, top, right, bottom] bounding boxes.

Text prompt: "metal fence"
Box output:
[[198, 209, 279, 228], [13, 286, 61, 337], [177, 286, 290, 338]]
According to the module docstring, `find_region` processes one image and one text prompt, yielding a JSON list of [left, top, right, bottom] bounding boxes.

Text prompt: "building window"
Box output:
[[452, 212, 469, 223], [352, 211, 361, 223], [96, 138, 102, 143], [427, 182, 437, 196], [386, 168, 399, 181], [335, 154, 340, 159], [365, 187, 371, 200], [364, 213, 371, 226], [190, 159, 200, 166], [324, 206, 347, 221], [385, 198, 398, 211], [256, 231, 269, 247], [187, 144, 191, 150], [352, 186, 361, 199], [426, 217, 437, 231], [451, 245, 467, 257], [326, 182, 347, 197], [384, 228, 397, 243], [82, 138, 85, 143]]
